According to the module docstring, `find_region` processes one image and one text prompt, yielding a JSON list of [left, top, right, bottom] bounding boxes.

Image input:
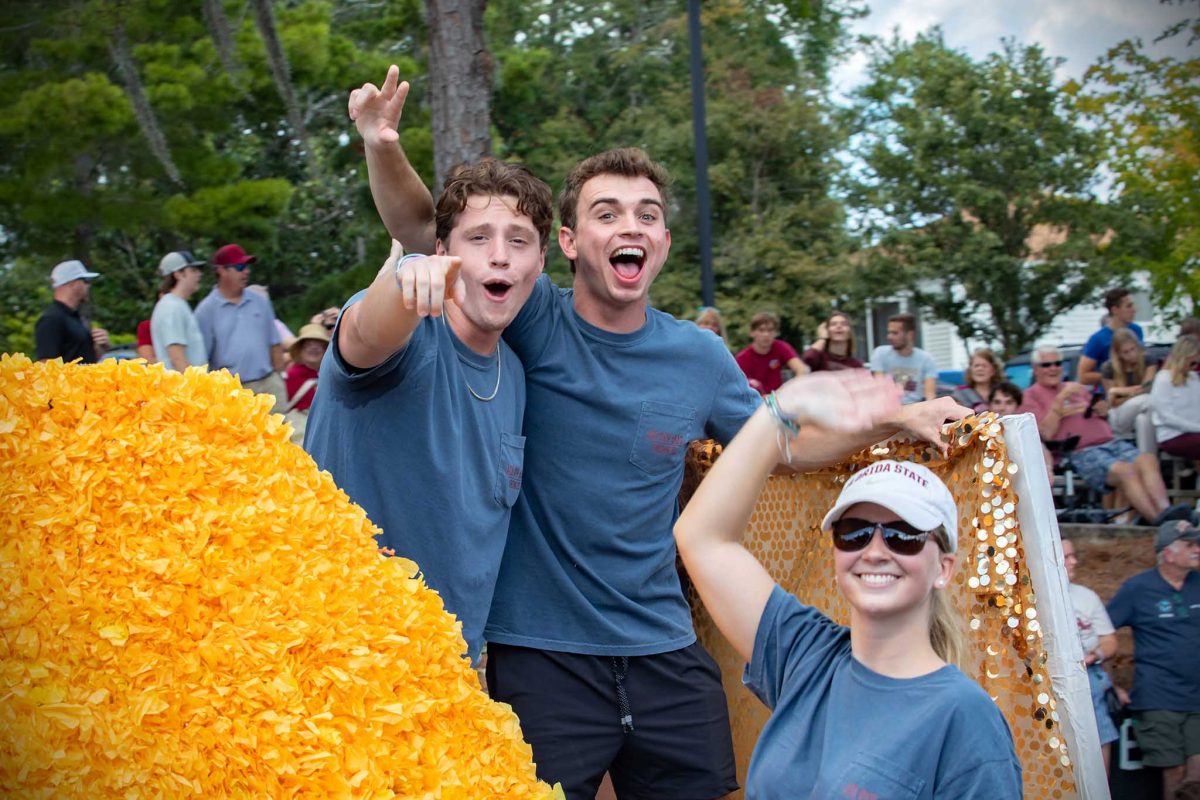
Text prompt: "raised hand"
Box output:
[[90, 327, 109, 351], [348, 65, 409, 148], [775, 370, 901, 434], [388, 240, 463, 318]]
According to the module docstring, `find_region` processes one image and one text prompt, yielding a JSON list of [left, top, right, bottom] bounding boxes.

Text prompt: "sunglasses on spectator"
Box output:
[[1037, 360, 1063, 368], [831, 518, 934, 556], [221, 263, 251, 272]]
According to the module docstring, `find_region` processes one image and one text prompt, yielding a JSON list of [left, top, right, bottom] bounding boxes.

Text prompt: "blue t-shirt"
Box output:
[[1082, 323, 1144, 367], [870, 346, 937, 405], [303, 293, 526, 662], [1106, 568, 1200, 711], [743, 587, 1022, 800], [484, 276, 760, 656]]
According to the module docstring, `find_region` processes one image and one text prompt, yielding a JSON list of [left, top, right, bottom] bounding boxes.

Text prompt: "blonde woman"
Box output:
[[952, 348, 1005, 412], [675, 371, 1021, 799], [694, 305, 728, 345], [1102, 328, 1157, 448], [1150, 336, 1200, 460]]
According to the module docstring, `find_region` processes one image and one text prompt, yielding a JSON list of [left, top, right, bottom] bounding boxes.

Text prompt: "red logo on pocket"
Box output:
[[646, 430, 683, 456], [505, 465, 522, 490]]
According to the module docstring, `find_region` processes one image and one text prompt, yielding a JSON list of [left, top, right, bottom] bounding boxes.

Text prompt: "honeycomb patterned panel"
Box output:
[[681, 414, 1075, 800]]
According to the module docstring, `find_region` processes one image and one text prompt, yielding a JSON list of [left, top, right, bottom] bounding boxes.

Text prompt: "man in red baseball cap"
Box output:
[[194, 243, 286, 408]]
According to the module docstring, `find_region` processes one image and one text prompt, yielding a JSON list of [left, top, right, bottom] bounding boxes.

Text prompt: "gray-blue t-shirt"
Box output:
[[1106, 568, 1200, 711], [303, 293, 526, 662], [194, 287, 282, 381], [484, 276, 760, 656], [150, 293, 207, 369], [744, 587, 1022, 799], [870, 345, 938, 405]]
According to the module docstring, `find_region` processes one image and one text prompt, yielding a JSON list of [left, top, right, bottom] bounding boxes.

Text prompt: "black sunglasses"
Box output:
[[1037, 360, 1063, 368], [220, 262, 251, 272], [831, 518, 933, 556]]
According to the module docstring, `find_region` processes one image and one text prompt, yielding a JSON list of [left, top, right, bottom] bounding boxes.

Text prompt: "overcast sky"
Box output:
[[831, 0, 1195, 96]]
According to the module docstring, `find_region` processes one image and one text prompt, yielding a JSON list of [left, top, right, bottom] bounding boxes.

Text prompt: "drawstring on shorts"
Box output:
[[610, 656, 634, 733]]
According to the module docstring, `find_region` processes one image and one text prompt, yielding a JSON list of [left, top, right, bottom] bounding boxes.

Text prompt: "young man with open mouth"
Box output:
[[306, 73, 553, 664]]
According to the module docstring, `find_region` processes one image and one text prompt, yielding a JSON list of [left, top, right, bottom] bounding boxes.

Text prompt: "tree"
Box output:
[[0, 0, 420, 342], [485, 0, 860, 344], [849, 32, 1111, 358], [426, 0, 492, 191], [1078, 2, 1199, 317]]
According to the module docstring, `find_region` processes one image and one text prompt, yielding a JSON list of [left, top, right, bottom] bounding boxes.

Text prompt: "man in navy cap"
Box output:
[[194, 243, 285, 407], [34, 259, 108, 363], [1108, 518, 1200, 799]]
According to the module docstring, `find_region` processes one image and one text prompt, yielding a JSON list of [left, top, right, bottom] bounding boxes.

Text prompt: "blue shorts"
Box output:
[[1073, 439, 1140, 493], [1087, 664, 1119, 745]]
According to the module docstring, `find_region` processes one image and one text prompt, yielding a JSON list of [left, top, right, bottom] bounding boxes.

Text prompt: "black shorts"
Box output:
[[486, 641, 738, 799]]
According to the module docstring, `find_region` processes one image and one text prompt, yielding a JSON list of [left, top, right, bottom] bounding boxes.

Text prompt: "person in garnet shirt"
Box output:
[[736, 310, 807, 394], [284, 323, 330, 412]]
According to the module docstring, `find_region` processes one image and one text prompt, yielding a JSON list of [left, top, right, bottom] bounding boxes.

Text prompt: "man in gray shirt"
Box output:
[[871, 312, 938, 405], [194, 243, 285, 407], [151, 251, 207, 371]]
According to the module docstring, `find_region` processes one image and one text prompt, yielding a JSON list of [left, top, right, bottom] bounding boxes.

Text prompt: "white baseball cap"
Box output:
[[821, 460, 959, 549], [50, 260, 100, 288]]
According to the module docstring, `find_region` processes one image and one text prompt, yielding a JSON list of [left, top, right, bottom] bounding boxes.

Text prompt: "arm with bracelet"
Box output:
[[338, 241, 463, 370]]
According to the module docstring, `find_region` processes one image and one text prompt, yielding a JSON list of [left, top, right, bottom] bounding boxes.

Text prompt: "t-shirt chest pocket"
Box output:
[[629, 401, 696, 478], [830, 753, 924, 800], [494, 432, 525, 508]]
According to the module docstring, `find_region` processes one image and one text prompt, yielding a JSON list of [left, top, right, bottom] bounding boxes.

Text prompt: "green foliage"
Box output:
[[848, 32, 1110, 358], [1078, 3, 1199, 318], [486, 0, 859, 345], [0, 0, 425, 342]]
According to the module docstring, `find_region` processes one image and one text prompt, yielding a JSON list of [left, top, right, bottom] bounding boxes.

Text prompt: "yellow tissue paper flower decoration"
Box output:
[[0, 354, 563, 799]]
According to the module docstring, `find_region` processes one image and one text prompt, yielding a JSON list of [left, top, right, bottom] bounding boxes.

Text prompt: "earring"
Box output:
[[935, 580, 945, 588]]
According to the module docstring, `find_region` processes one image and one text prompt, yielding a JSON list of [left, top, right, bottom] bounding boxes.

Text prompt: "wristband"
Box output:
[[393, 252, 426, 288]]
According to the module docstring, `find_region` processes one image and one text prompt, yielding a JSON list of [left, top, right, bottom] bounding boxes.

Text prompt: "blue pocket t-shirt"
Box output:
[[743, 586, 1022, 800], [303, 291, 526, 661], [484, 276, 761, 656]]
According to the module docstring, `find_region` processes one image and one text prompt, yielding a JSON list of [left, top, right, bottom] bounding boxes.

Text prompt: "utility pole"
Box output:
[[688, 0, 715, 307]]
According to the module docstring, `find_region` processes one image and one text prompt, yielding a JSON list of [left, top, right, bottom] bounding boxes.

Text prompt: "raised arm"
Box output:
[[676, 372, 901, 662], [781, 395, 971, 472], [349, 65, 437, 254], [338, 240, 463, 370]]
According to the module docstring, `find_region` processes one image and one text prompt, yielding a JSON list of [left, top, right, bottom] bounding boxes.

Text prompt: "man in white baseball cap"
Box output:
[[151, 251, 208, 371], [35, 260, 108, 362]]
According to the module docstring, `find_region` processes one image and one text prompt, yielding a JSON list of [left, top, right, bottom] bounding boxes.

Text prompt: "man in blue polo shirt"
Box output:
[[1078, 287, 1144, 386], [1108, 519, 1200, 799], [194, 243, 286, 408]]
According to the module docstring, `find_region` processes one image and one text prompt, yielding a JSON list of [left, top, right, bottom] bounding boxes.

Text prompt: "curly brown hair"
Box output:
[[434, 158, 554, 249]]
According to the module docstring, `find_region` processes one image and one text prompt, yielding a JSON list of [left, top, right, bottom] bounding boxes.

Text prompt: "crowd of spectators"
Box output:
[[32, 247, 337, 442], [708, 294, 1198, 529]]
